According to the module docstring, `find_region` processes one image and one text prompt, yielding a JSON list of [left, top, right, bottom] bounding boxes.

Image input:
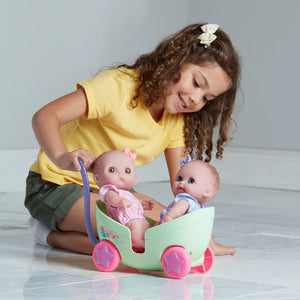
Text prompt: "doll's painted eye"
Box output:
[[108, 167, 115, 173], [188, 178, 195, 184], [176, 176, 183, 182], [125, 168, 131, 174]]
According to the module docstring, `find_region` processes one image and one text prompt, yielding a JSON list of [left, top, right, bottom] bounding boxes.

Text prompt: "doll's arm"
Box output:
[[105, 190, 132, 208], [161, 199, 189, 223]]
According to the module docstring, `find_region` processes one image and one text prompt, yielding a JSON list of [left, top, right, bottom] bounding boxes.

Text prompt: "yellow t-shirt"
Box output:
[[30, 68, 185, 190]]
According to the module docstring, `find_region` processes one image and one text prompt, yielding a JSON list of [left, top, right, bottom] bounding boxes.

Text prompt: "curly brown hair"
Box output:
[[118, 23, 241, 162]]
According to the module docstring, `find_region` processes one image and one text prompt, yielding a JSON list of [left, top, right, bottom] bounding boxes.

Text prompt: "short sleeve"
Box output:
[[77, 69, 130, 120]]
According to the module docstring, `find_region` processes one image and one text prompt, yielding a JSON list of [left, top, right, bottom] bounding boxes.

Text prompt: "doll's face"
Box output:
[[172, 161, 218, 204], [93, 151, 137, 190]]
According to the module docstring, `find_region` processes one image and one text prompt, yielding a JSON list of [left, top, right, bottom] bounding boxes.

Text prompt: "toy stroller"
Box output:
[[79, 159, 215, 279]]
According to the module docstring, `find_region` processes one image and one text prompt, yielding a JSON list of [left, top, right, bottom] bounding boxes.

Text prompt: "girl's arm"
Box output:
[[32, 88, 95, 171], [164, 147, 186, 189]]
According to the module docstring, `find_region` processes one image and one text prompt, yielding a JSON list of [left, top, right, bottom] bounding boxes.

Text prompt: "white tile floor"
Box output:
[[0, 182, 299, 300]]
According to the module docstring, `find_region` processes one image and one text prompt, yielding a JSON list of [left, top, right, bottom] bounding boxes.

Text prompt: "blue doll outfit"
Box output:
[[160, 192, 203, 220]]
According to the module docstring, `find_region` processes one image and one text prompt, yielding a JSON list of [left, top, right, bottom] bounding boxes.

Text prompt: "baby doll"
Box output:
[[93, 148, 152, 252], [159, 155, 220, 224]]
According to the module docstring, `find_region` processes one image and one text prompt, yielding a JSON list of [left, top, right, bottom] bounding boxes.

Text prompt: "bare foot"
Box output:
[[209, 235, 236, 256]]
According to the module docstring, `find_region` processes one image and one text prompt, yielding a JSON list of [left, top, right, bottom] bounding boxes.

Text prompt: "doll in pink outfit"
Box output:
[[93, 148, 153, 252], [159, 155, 220, 224]]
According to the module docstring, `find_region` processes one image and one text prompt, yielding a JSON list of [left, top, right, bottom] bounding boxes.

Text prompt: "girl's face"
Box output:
[[165, 63, 231, 114]]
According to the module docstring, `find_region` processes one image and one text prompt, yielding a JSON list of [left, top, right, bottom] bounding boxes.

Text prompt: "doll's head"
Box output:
[[93, 148, 137, 190], [173, 158, 220, 205]]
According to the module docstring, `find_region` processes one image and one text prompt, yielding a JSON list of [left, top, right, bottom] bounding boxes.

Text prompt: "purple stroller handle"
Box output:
[[78, 158, 99, 247]]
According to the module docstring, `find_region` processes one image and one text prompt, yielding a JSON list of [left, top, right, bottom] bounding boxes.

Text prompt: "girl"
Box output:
[[25, 23, 240, 256]]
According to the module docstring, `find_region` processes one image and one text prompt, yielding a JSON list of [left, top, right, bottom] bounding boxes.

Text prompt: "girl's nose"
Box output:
[[190, 93, 205, 109], [190, 93, 201, 106]]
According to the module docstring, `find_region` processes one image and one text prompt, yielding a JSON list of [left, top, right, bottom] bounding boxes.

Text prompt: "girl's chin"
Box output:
[[165, 105, 180, 114]]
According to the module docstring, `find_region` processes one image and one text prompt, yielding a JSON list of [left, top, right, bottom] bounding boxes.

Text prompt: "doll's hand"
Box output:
[[55, 149, 95, 172], [141, 199, 154, 211], [160, 215, 173, 224], [155, 215, 172, 225]]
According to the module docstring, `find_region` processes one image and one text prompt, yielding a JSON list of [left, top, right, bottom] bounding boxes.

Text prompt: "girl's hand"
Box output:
[[55, 149, 95, 172]]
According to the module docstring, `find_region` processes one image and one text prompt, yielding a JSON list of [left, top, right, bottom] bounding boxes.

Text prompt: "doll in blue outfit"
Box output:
[[159, 155, 220, 224]]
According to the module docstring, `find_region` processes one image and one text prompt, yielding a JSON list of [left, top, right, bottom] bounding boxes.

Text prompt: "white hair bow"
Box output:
[[198, 24, 219, 48]]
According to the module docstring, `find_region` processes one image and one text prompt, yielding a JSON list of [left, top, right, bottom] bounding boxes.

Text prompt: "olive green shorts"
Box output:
[[25, 171, 98, 231]]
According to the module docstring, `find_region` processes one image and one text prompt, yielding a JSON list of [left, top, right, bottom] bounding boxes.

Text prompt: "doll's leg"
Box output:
[[127, 219, 150, 251]]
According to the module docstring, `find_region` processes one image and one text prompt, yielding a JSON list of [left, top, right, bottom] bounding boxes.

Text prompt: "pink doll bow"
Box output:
[[123, 147, 137, 161], [180, 154, 192, 167]]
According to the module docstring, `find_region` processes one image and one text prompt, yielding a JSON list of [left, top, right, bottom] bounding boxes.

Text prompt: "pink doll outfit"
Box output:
[[100, 184, 145, 225], [160, 192, 203, 220]]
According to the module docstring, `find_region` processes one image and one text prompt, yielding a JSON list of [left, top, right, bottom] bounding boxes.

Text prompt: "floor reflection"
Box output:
[[91, 269, 214, 300]]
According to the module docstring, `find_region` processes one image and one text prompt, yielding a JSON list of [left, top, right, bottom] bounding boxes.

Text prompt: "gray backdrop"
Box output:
[[1, 0, 299, 151]]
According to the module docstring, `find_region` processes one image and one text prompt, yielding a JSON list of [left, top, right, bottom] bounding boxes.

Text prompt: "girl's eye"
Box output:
[[193, 78, 208, 103], [176, 176, 183, 182], [125, 168, 131, 174], [188, 178, 195, 184], [108, 167, 115, 173], [193, 78, 200, 88]]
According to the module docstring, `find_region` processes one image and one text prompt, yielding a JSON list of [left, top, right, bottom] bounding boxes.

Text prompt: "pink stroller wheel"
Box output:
[[191, 246, 214, 274], [161, 246, 191, 279], [93, 240, 121, 272]]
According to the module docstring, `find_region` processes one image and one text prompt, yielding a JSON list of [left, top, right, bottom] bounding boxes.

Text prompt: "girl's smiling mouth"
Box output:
[[178, 93, 187, 110]]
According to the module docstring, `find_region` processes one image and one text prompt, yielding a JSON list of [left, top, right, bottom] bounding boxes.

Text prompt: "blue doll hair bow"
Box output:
[[180, 154, 192, 167]]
